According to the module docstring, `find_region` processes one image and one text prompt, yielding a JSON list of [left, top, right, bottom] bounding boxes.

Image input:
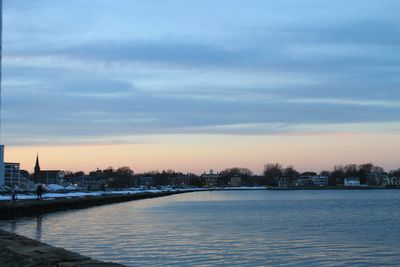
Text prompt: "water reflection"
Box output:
[[1, 190, 400, 267], [35, 215, 42, 241], [10, 220, 16, 233]]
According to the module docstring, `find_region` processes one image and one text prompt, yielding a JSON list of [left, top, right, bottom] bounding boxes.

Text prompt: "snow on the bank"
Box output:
[[0, 187, 265, 201], [0, 188, 201, 201]]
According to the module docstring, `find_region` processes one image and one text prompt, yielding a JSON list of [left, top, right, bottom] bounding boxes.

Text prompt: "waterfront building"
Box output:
[[294, 174, 328, 187], [230, 176, 242, 187], [312, 176, 329, 187], [383, 176, 400, 186], [4, 162, 20, 187], [367, 173, 388, 186], [344, 177, 361, 187], [138, 176, 154, 188], [169, 173, 194, 187], [277, 178, 289, 188], [295, 176, 313, 187], [200, 170, 221, 187]]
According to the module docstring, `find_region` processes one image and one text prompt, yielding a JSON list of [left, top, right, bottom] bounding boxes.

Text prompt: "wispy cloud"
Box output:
[[3, 0, 400, 146]]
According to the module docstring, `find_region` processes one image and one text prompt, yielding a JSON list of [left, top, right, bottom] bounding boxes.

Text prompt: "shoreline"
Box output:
[[0, 190, 197, 220], [1, 186, 399, 266], [1, 186, 398, 220], [0, 229, 125, 267]]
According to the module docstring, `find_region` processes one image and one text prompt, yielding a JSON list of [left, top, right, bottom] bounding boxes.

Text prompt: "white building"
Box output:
[[312, 176, 329, 187], [344, 177, 361, 187], [201, 170, 221, 187]]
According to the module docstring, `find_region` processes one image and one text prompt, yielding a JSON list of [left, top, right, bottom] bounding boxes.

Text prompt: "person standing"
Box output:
[[36, 184, 43, 200], [11, 187, 17, 202]]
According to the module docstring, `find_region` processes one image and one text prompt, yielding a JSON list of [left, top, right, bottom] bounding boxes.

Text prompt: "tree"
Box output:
[[220, 167, 254, 186], [331, 165, 345, 185], [390, 168, 400, 178], [358, 163, 373, 184], [283, 166, 299, 186], [344, 164, 359, 178], [108, 166, 135, 188], [263, 163, 283, 186]]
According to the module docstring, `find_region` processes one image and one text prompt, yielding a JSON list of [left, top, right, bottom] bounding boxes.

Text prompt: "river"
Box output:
[[1, 189, 399, 266]]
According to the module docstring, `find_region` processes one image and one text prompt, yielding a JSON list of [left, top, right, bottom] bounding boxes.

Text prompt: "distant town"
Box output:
[[1, 154, 400, 192]]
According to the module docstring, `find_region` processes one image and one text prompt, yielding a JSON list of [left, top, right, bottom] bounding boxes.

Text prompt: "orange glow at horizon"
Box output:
[[4, 133, 400, 175]]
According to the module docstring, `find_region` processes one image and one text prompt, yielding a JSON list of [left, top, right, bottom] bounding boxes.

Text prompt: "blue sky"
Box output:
[[2, 1, 400, 172]]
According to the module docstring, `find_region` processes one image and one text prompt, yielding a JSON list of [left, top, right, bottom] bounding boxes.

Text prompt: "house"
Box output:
[[344, 177, 361, 187], [277, 177, 289, 188], [200, 170, 221, 187], [295, 176, 313, 187], [312, 176, 329, 187], [383, 176, 400, 186], [230, 176, 242, 187], [138, 176, 154, 188], [367, 172, 388, 186], [169, 173, 195, 187]]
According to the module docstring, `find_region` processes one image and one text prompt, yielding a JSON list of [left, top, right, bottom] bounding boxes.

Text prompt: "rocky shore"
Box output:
[[0, 229, 124, 267]]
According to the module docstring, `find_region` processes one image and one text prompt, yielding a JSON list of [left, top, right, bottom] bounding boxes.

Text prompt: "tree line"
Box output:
[[60, 163, 400, 188]]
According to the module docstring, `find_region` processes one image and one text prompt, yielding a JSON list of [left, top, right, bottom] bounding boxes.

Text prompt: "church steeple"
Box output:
[[34, 153, 41, 174]]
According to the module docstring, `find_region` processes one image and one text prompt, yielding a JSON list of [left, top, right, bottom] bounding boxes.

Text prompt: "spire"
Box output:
[[35, 153, 41, 173]]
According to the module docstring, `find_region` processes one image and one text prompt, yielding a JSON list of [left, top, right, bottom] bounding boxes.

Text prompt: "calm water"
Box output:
[[1, 190, 400, 266]]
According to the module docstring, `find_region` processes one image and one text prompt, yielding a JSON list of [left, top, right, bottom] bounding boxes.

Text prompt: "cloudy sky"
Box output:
[[3, 0, 400, 173]]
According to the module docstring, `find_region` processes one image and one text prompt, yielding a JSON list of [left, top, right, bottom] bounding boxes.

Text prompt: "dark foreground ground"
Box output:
[[0, 229, 124, 267]]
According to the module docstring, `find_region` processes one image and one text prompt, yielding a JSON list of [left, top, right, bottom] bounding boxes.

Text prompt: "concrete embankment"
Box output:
[[0, 190, 192, 220], [0, 229, 124, 267]]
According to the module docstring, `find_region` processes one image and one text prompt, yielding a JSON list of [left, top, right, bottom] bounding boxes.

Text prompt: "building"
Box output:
[[367, 173, 388, 186], [312, 176, 329, 187], [344, 177, 361, 187], [383, 176, 400, 186], [277, 177, 289, 188], [295, 176, 314, 187], [32, 154, 65, 184], [230, 176, 242, 187], [4, 162, 20, 187], [200, 170, 221, 187], [169, 173, 194, 187]]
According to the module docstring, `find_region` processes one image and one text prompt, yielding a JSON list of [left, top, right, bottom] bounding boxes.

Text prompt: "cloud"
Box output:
[[3, 0, 400, 146]]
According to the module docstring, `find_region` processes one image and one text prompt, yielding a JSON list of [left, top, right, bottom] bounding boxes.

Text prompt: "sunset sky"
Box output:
[[3, 0, 400, 174]]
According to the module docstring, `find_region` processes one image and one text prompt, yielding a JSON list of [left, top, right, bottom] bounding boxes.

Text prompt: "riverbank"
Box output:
[[0, 189, 197, 220], [0, 229, 124, 266]]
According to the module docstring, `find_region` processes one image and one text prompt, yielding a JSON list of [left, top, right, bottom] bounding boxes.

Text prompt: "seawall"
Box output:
[[0, 190, 193, 220]]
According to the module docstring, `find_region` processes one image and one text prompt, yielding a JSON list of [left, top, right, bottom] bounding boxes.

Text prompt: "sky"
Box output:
[[2, 0, 400, 174]]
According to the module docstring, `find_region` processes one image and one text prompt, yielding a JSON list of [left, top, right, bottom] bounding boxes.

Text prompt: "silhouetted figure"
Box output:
[[36, 184, 44, 200], [11, 187, 17, 202]]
